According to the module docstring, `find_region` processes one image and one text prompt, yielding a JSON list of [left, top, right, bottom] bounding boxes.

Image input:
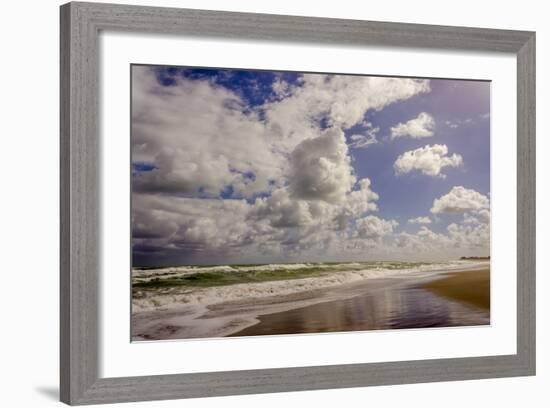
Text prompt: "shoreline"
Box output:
[[132, 263, 490, 341], [230, 267, 490, 337]]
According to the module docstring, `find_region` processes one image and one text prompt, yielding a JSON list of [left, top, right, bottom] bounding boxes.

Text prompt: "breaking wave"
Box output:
[[132, 260, 488, 313]]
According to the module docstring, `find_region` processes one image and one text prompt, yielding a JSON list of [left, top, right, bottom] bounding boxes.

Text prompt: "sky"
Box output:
[[131, 65, 490, 266]]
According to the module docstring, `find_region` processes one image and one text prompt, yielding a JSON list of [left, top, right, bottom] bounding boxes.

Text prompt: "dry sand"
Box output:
[[420, 269, 490, 310]]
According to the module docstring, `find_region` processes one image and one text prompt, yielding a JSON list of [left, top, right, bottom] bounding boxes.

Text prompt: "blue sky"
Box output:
[[353, 79, 490, 234], [132, 65, 490, 266]]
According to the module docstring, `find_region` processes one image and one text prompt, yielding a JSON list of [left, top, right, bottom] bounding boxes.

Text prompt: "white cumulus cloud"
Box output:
[[431, 186, 490, 214], [289, 128, 356, 203], [132, 67, 285, 198], [391, 112, 435, 139], [394, 144, 463, 178]]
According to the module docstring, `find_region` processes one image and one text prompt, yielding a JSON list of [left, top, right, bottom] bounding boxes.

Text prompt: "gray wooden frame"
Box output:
[[60, 1, 536, 405]]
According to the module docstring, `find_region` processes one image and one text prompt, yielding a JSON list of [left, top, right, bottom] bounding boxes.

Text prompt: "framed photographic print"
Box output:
[[60, 1, 535, 405]]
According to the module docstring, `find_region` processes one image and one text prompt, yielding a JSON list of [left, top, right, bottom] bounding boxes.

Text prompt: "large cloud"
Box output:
[[394, 144, 463, 178], [249, 177, 379, 231], [132, 194, 255, 264], [289, 128, 355, 203], [431, 186, 490, 214], [391, 112, 435, 139], [263, 75, 430, 150], [132, 67, 285, 198]]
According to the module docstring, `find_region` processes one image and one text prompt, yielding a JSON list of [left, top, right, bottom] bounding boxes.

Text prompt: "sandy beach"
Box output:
[[131, 261, 490, 341], [421, 269, 490, 310], [232, 268, 489, 337]]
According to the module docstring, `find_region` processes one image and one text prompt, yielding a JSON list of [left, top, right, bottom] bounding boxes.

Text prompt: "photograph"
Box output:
[[130, 64, 491, 341]]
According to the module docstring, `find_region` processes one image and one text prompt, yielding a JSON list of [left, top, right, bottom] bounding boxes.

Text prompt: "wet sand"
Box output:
[[231, 268, 490, 337], [421, 269, 489, 310]]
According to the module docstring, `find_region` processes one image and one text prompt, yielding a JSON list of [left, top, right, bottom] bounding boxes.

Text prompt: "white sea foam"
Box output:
[[132, 263, 333, 282], [132, 264, 238, 278]]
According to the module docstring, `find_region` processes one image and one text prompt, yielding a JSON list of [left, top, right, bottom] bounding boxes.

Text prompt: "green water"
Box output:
[[132, 261, 437, 289]]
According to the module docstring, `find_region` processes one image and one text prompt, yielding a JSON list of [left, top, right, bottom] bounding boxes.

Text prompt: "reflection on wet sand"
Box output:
[[232, 280, 489, 337]]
